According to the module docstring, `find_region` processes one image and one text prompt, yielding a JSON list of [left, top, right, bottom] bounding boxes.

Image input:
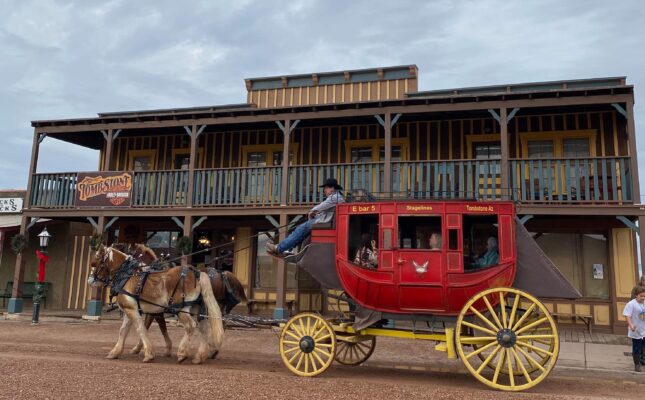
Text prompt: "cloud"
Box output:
[[0, 0, 644, 197]]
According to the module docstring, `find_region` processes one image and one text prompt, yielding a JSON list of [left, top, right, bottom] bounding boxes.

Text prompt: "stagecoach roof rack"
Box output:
[[344, 189, 480, 203]]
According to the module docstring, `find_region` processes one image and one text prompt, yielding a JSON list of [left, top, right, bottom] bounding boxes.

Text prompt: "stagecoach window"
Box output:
[[348, 215, 379, 267], [462, 215, 499, 271], [398, 216, 442, 250]]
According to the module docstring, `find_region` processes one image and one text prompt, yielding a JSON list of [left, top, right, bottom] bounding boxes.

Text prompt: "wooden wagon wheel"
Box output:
[[279, 313, 337, 377], [455, 287, 559, 392], [472, 307, 556, 376], [334, 335, 376, 365]]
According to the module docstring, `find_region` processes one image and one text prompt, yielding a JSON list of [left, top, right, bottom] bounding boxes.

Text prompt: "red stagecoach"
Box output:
[[278, 200, 580, 392]]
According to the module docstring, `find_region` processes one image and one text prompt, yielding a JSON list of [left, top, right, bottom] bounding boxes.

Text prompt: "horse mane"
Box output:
[[132, 243, 159, 264]]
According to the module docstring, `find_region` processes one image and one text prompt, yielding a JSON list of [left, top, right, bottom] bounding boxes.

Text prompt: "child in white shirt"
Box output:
[[623, 286, 645, 372]]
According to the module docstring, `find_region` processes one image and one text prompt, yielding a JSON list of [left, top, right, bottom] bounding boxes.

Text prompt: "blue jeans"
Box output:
[[277, 219, 316, 253], [633, 338, 644, 360]]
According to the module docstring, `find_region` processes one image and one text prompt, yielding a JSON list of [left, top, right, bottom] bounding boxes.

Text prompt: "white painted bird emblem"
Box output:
[[413, 260, 429, 274]]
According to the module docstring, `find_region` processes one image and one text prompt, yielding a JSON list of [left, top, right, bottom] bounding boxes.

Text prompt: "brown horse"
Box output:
[[89, 245, 224, 364], [128, 243, 247, 357]]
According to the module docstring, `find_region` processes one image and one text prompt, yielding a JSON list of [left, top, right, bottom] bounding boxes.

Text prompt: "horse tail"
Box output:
[[199, 272, 224, 352], [223, 271, 248, 302]]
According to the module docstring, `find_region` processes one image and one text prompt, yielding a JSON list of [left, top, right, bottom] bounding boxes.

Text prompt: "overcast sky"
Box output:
[[1, 0, 644, 198]]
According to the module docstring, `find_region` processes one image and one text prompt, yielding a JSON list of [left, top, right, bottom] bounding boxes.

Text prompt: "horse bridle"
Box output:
[[89, 249, 115, 286]]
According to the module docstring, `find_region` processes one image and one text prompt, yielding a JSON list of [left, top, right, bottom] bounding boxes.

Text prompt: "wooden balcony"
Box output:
[[28, 157, 634, 210], [509, 157, 632, 204]]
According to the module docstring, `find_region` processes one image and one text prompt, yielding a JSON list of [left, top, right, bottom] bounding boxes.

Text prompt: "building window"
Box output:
[[533, 233, 609, 299], [527, 140, 554, 158], [128, 150, 156, 171], [563, 138, 590, 158], [474, 142, 501, 174], [255, 232, 300, 289], [242, 144, 298, 167]]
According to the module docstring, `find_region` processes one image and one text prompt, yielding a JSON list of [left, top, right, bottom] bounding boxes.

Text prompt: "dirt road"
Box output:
[[0, 319, 641, 399]]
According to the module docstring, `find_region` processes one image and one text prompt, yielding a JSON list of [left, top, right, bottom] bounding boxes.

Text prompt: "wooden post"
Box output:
[[24, 129, 41, 211], [383, 113, 392, 196], [280, 120, 291, 206], [0, 230, 4, 269], [626, 99, 641, 204], [8, 216, 29, 313], [273, 213, 289, 319], [86, 216, 106, 317], [182, 215, 193, 265], [639, 216, 645, 278], [500, 108, 510, 200], [103, 129, 114, 171], [187, 125, 198, 208]]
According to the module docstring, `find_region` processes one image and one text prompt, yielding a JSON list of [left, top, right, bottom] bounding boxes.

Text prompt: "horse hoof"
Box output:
[[130, 347, 141, 355], [211, 351, 219, 359], [105, 354, 118, 359], [192, 357, 204, 365], [177, 355, 187, 364], [142, 356, 155, 363]]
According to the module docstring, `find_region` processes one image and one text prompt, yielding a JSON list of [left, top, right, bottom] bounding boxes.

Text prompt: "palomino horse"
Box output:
[[89, 245, 224, 364], [127, 243, 247, 357]]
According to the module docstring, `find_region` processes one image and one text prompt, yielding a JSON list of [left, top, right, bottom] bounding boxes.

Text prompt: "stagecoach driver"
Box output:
[[266, 178, 344, 257]]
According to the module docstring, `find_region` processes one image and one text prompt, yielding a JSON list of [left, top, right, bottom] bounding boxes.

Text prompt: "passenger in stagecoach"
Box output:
[[472, 236, 499, 269], [428, 232, 442, 250], [266, 178, 345, 257], [354, 233, 378, 269]]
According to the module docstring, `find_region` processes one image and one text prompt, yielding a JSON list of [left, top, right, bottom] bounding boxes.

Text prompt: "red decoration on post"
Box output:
[[35, 250, 50, 283]]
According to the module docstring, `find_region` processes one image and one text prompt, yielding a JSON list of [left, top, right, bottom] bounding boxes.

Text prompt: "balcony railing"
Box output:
[[28, 157, 635, 209], [509, 157, 632, 204], [392, 160, 502, 200], [30, 172, 77, 208], [289, 162, 384, 204], [193, 166, 282, 206], [132, 170, 189, 207]]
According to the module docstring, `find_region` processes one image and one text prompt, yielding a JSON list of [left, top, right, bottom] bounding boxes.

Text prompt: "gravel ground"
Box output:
[[0, 319, 642, 399]]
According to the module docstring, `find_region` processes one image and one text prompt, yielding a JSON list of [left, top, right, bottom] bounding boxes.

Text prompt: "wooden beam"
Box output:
[[27, 217, 40, 230], [500, 108, 509, 200], [171, 216, 184, 230], [611, 103, 627, 118], [383, 113, 392, 196], [625, 99, 640, 205], [487, 109, 501, 124], [274, 213, 289, 318], [519, 215, 534, 225], [280, 120, 291, 206], [24, 129, 41, 211], [192, 216, 207, 230], [86, 217, 98, 230], [187, 125, 197, 207], [104, 216, 119, 231], [102, 129, 113, 171], [616, 216, 638, 231]]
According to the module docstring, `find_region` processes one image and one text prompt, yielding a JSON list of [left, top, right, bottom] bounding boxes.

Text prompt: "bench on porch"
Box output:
[[551, 312, 593, 334], [246, 299, 295, 316], [0, 281, 51, 308]]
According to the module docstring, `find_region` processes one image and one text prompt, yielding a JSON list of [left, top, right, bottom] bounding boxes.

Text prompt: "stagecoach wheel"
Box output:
[[279, 313, 337, 377], [455, 287, 559, 392], [473, 308, 556, 376], [334, 335, 376, 365]]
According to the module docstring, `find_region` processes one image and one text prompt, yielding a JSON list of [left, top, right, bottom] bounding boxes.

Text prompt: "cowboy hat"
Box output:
[[319, 178, 343, 190]]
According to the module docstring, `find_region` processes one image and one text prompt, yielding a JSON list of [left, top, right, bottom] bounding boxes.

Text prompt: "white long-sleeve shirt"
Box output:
[[310, 191, 344, 223]]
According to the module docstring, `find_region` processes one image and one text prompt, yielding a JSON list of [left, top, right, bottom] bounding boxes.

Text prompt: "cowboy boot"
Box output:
[[634, 355, 642, 372]]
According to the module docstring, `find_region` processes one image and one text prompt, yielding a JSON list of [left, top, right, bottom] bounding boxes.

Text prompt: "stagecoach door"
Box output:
[[395, 215, 445, 311]]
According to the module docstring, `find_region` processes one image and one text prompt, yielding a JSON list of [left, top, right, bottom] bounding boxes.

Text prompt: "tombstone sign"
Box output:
[[0, 198, 23, 213], [76, 172, 133, 207]]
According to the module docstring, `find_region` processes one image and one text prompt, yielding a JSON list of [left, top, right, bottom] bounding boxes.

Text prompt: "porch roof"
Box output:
[[30, 76, 633, 150]]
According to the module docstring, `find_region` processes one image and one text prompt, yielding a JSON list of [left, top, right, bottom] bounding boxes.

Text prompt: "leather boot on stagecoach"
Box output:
[[634, 355, 642, 372]]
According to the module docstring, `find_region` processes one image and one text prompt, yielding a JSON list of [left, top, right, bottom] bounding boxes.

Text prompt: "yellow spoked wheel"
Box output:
[[456, 287, 559, 392], [334, 336, 376, 365], [279, 313, 337, 377], [473, 311, 556, 375]]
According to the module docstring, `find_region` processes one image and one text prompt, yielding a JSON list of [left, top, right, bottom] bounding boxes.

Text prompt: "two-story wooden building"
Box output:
[[5, 65, 643, 332]]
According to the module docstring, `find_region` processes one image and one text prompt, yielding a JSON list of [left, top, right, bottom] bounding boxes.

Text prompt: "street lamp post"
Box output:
[[32, 227, 51, 325]]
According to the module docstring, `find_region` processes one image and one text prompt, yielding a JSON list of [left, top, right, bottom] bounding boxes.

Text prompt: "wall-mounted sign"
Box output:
[[593, 263, 604, 280], [0, 198, 23, 213], [76, 172, 133, 207]]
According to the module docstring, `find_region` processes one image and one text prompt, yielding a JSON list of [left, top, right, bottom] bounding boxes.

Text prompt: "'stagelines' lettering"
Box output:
[[78, 173, 133, 202], [406, 205, 433, 212]]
